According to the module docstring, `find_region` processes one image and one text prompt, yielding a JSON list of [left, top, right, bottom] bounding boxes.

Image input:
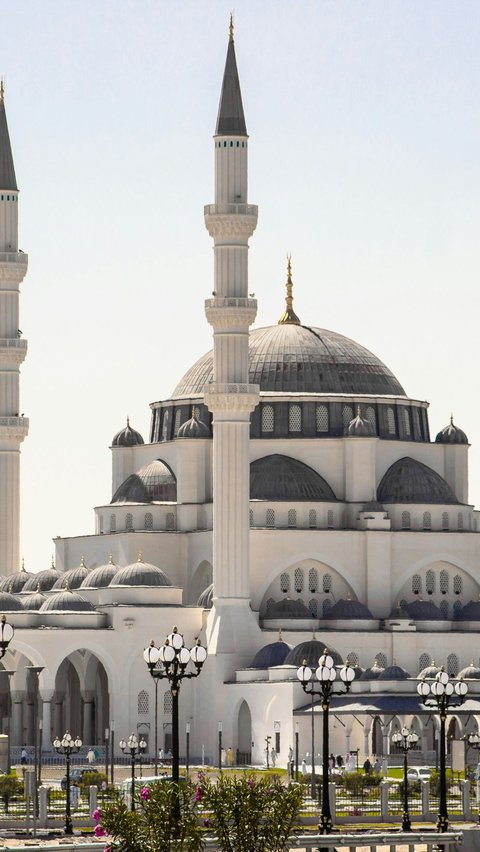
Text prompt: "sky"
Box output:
[[0, 0, 480, 571]]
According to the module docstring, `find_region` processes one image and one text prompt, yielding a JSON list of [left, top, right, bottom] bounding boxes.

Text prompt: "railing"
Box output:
[[204, 203, 258, 216], [205, 382, 258, 395], [0, 252, 28, 263], [205, 297, 256, 309], [0, 416, 28, 427], [0, 339, 27, 349]]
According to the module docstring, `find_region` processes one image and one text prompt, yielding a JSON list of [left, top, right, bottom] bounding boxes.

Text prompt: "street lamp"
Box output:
[[297, 651, 355, 835], [391, 726, 419, 830], [0, 616, 14, 659], [265, 735, 271, 769], [218, 721, 222, 771], [468, 732, 480, 824], [185, 722, 190, 777], [417, 667, 468, 833], [119, 733, 146, 812], [295, 722, 299, 781], [53, 731, 82, 835], [143, 627, 207, 823]]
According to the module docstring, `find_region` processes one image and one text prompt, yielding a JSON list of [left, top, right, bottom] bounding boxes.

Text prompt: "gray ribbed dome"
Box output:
[[264, 598, 312, 619], [403, 599, 445, 621], [52, 560, 90, 591], [250, 455, 336, 502], [39, 589, 96, 613], [325, 598, 373, 620], [251, 640, 292, 668], [418, 661, 441, 679], [22, 566, 59, 592], [435, 417, 468, 446], [284, 639, 343, 668], [22, 590, 47, 611], [457, 663, 480, 680], [197, 584, 213, 609], [178, 409, 211, 439], [111, 556, 172, 587], [0, 569, 33, 593], [112, 418, 144, 447], [345, 410, 376, 437], [80, 559, 119, 589], [378, 663, 410, 680], [172, 324, 405, 397], [455, 600, 480, 621], [0, 591, 23, 611], [359, 660, 385, 680], [378, 457, 459, 504], [111, 460, 177, 504]]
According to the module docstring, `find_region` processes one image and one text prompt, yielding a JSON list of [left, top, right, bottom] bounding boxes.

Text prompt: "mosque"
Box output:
[[0, 28, 479, 768]]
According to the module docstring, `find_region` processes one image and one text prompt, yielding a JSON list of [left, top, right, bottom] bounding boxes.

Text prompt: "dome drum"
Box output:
[[150, 404, 212, 444]]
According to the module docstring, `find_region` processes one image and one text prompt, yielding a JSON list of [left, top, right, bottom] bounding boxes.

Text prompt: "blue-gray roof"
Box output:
[[250, 455, 336, 502], [285, 639, 342, 668], [197, 583, 213, 609], [112, 460, 177, 504], [251, 640, 292, 669], [378, 457, 459, 504], [264, 598, 312, 619], [215, 35, 247, 136], [325, 598, 373, 620], [112, 418, 144, 447], [112, 559, 171, 587], [403, 599, 445, 621]]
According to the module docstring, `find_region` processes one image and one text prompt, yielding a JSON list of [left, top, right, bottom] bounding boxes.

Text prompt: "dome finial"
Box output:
[[51, 555, 55, 569], [278, 255, 301, 326], [229, 11, 234, 42], [127, 415, 130, 427]]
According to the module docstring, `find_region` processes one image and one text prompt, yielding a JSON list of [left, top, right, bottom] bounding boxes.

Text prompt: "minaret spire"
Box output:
[[0, 82, 18, 192], [215, 18, 246, 137], [278, 255, 300, 325]]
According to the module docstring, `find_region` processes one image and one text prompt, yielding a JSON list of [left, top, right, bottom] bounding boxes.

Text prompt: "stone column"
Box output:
[[82, 691, 95, 745], [52, 692, 65, 739], [40, 690, 54, 752], [10, 690, 25, 746]]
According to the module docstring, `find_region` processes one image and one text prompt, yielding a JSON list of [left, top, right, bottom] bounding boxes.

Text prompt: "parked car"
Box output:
[[407, 767, 431, 781], [60, 767, 101, 791]]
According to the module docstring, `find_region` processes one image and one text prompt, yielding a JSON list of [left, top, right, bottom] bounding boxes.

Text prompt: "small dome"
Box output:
[[378, 457, 459, 505], [418, 661, 441, 679], [403, 599, 445, 621], [39, 589, 96, 613], [250, 455, 336, 501], [0, 591, 24, 611], [457, 662, 480, 680], [251, 639, 292, 668], [0, 566, 34, 593], [197, 584, 213, 609], [359, 660, 385, 680], [22, 589, 47, 611], [435, 416, 468, 446], [22, 563, 59, 592], [325, 598, 374, 620], [455, 600, 480, 621], [52, 558, 90, 591], [111, 460, 177, 504], [80, 557, 119, 589], [378, 662, 410, 680], [387, 602, 410, 619], [178, 409, 211, 439], [112, 418, 144, 447], [264, 598, 312, 619], [345, 408, 376, 437], [284, 639, 343, 668], [111, 555, 172, 587]]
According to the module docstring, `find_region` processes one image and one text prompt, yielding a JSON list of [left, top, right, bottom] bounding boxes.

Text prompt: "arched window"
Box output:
[[294, 567, 304, 593], [401, 511, 411, 530], [412, 575, 421, 594], [137, 690, 149, 714], [440, 570, 449, 594], [280, 573, 290, 594], [173, 409, 182, 436], [125, 513, 133, 531], [249, 509, 253, 527], [99, 515, 104, 534], [144, 512, 153, 530], [365, 406, 376, 431], [442, 512, 449, 531], [453, 574, 462, 595], [289, 404, 302, 432], [316, 404, 329, 433], [308, 509, 317, 528], [458, 513, 464, 530], [266, 597, 275, 614], [342, 405, 354, 430], [308, 568, 318, 593], [323, 573, 332, 593], [376, 652, 388, 668], [110, 514, 116, 533], [163, 692, 172, 714], [426, 570, 435, 595], [309, 599, 318, 617], [440, 600, 449, 619], [423, 511, 432, 530], [402, 408, 411, 436], [161, 410, 169, 442], [166, 512, 175, 530], [418, 653, 430, 673], [347, 651, 359, 666], [261, 405, 274, 433], [453, 600, 462, 618], [322, 598, 332, 617], [447, 654, 459, 677], [386, 407, 396, 435], [266, 509, 275, 528], [288, 509, 297, 528], [327, 510, 334, 529]]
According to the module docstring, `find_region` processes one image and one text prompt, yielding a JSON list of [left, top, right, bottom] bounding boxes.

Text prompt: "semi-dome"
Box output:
[[359, 660, 385, 680], [455, 600, 480, 621], [111, 555, 172, 587], [435, 416, 468, 446], [111, 460, 177, 504], [325, 598, 374, 620], [403, 599, 445, 621], [172, 324, 406, 398], [378, 663, 410, 680], [251, 639, 292, 668], [197, 584, 213, 609], [22, 564, 59, 592], [345, 409, 376, 437], [457, 662, 480, 680], [0, 591, 24, 611], [112, 418, 144, 447], [52, 559, 90, 591], [264, 598, 312, 619], [284, 639, 343, 668], [39, 589, 96, 613], [250, 455, 336, 502], [377, 457, 459, 504], [80, 558, 119, 590], [178, 409, 211, 439]]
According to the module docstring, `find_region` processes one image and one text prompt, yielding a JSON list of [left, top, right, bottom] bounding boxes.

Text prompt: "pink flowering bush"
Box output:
[[140, 786, 150, 800]]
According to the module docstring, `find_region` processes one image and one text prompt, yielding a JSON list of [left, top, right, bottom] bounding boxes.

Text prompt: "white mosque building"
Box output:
[[0, 29, 480, 767]]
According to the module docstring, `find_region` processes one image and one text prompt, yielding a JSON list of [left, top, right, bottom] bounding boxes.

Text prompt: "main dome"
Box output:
[[172, 324, 406, 398]]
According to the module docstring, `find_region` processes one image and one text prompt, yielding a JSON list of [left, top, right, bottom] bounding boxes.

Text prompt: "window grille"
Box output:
[[412, 575, 421, 594], [280, 573, 290, 594], [347, 651, 359, 666], [163, 692, 173, 714], [308, 568, 318, 593], [166, 512, 175, 530], [327, 510, 334, 529], [403, 408, 411, 436], [266, 597, 275, 614], [294, 567, 304, 593], [401, 511, 411, 530], [386, 407, 396, 435], [453, 600, 462, 618], [418, 653, 430, 673], [458, 513, 464, 530], [110, 514, 116, 533], [288, 509, 297, 528], [426, 570, 435, 595], [342, 405, 354, 430], [137, 690, 149, 714], [173, 410, 182, 436], [453, 574, 462, 595], [365, 406, 376, 431], [323, 573, 332, 593], [442, 512, 449, 531], [161, 410, 169, 442], [316, 405, 329, 433], [322, 598, 332, 617], [261, 405, 274, 433], [125, 513, 133, 531], [289, 404, 302, 432], [376, 652, 387, 668], [447, 654, 459, 677], [440, 570, 449, 594], [266, 509, 275, 528], [309, 599, 318, 617], [308, 509, 317, 528], [440, 600, 449, 619], [249, 509, 253, 527], [423, 511, 432, 530]]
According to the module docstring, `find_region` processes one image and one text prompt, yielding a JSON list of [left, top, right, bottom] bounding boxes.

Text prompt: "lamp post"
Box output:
[[119, 733, 146, 812], [0, 616, 14, 659], [468, 732, 480, 824], [295, 722, 299, 781], [297, 651, 355, 835], [53, 732, 82, 835], [417, 667, 468, 833], [185, 722, 190, 778], [104, 727, 109, 779], [218, 721, 222, 771], [154, 678, 159, 775], [265, 735, 271, 769], [109, 720, 114, 784], [391, 726, 419, 831], [143, 627, 207, 825]]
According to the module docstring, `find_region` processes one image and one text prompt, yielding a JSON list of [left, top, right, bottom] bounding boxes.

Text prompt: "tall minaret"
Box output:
[[0, 83, 29, 574], [204, 21, 261, 654]]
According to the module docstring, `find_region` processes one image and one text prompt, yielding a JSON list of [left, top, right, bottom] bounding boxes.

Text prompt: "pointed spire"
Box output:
[[0, 82, 18, 191], [278, 255, 301, 325], [215, 19, 247, 136]]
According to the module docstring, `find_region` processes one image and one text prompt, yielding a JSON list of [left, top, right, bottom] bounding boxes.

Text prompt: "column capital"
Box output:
[[39, 689, 55, 703], [81, 691, 95, 703]]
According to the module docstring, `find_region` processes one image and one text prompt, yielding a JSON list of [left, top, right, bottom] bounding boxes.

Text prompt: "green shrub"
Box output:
[[342, 771, 381, 794], [0, 775, 22, 813], [80, 771, 108, 792]]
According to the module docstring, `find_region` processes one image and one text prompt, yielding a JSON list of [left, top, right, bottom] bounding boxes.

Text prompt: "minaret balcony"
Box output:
[[205, 297, 257, 331], [204, 382, 259, 415], [0, 252, 28, 264], [0, 339, 27, 365], [204, 203, 257, 216], [0, 416, 29, 442], [204, 204, 258, 240]]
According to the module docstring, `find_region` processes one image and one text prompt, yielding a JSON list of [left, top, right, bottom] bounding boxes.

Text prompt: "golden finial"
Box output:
[[64, 580, 70, 592], [21, 558, 25, 572], [127, 415, 130, 427], [51, 555, 55, 569], [192, 407, 198, 421], [312, 630, 316, 640], [278, 255, 301, 325], [278, 628, 283, 642], [108, 553, 114, 564], [36, 581, 41, 593], [80, 556, 86, 568], [229, 12, 234, 41], [0, 80, 4, 103], [138, 551, 144, 563], [356, 405, 361, 418], [450, 413, 454, 426], [7, 583, 12, 595]]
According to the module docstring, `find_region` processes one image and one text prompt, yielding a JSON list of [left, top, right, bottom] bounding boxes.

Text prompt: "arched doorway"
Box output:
[[54, 651, 110, 745], [237, 701, 251, 765], [372, 717, 383, 757]]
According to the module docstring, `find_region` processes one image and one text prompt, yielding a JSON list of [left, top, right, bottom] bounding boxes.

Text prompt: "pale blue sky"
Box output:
[[0, 1, 479, 569]]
